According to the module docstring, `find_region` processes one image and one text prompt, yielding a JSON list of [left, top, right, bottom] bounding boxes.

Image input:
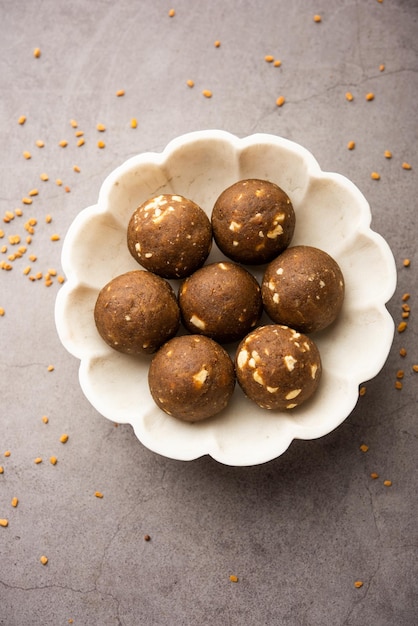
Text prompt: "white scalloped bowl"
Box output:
[[55, 130, 396, 466]]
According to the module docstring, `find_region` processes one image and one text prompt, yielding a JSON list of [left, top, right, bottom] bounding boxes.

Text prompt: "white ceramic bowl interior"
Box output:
[[55, 130, 397, 466]]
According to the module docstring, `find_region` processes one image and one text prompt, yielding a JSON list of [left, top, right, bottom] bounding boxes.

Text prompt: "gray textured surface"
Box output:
[[1, 1, 417, 625]]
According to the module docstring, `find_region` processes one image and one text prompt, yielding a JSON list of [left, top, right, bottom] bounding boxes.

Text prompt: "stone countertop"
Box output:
[[1, 1, 417, 625]]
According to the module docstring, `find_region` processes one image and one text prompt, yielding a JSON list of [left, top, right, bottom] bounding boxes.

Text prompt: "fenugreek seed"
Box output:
[[371, 172, 380, 180], [379, 64, 385, 71], [0, 466, 3, 473], [70, 119, 78, 128], [48, 268, 57, 276], [399, 347, 407, 357], [366, 92, 375, 101], [186, 79, 194, 88], [274, 59, 282, 67], [64, 186, 70, 193], [95, 491, 103, 498], [0, 308, 5, 316], [75, 130, 84, 137], [50, 234, 60, 241], [22, 197, 33, 205], [403, 259, 410, 267], [384, 150, 392, 159], [47, 364, 54, 372], [383, 480, 392, 487], [49, 456, 57, 465], [402, 293, 410, 301], [402, 311, 409, 319], [73, 165, 81, 173], [0, 519, 8, 527], [29, 253, 37, 260], [97, 140, 105, 149], [40, 555, 48, 565], [116, 89, 125, 97], [77, 138, 85, 147], [229, 575, 239, 583], [15, 209, 23, 217], [359, 385, 366, 396], [60, 434, 69, 443], [34, 457, 42, 464], [202, 90, 213, 98], [42, 416, 49, 423], [214, 40, 221, 48], [4, 451, 11, 457], [396, 370, 404, 379], [360, 444, 369, 453], [55, 179, 63, 186], [59, 140, 68, 148], [29, 189, 38, 197], [395, 380, 403, 389], [11, 497, 18, 508], [36, 140, 44, 148], [40, 172, 48, 181], [412, 364, 418, 373], [347, 141, 355, 150], [264, 55, 274, 63], [354, 581, 363, 588], [313, 14, 322, 22], [130, 118, 138, 128], [23, 151, 31, 159], [144, 534, 151, 541], [370, 472, 379, 479], [57, 275, 65, 284], [276, 96, 286, 107], [402, 162, 412, 170], [168, 8, 175, 17], [96, 123, 106, 132], [33, 48, 41, 58], [345, 92, 354, 101], [18, 115, 27, 125]]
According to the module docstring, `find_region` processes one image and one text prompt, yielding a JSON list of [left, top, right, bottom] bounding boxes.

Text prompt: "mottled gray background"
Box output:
[[1, 1, 417, 624]]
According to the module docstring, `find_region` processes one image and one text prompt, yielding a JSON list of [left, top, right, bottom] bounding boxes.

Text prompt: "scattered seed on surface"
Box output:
[[313, 14, 322, 22], [50, 234, 60, 241], [11, 497, 18, 508], [4, 451, 10, 458], [60, 434, 69, 444], [40, 173, 49, 181], [402, 293, 410, 301], [276, 96, 286, 107], [116, 89, 125, 97], [359, 386, 366, 396], [379, 64, 385, 71], [23, 151, 31, 159], [0, 308, 4, 316], [370, 472, 379, 479], [97, 140, 105, 149], [64, 185, 70, 193], [47, 364, 54, 371], [75, 130, 84, 137], [0, 466, 3, 474], [360, 444, 369, 453], [0, 519, 8, 527], [412, 364, 418, 373], [384, 150, 392, 159], [214, 40, 221, 48], [77, 138, 85, 147], [402, 162, 412, 170], [371, 172, 381, 180], [274, 59, 282, 67], [33, 48, 41, 58], [347, 141, 355, 150], [42, 416, 49, 424], [40, 555, 48, 565], [399, 348, 407, 357], [168, 8, 175, 17], [130, 118, 138, 128], [49, 456, 57, 465], [28, 189, 38, 197], [95, 491, 104, 498], [345, 92, 354, 101], [18, 115, 27, 125], [366, 92, 375, 101], [403, 259, 410, 267], [354, 581, 363, 588], [264, 55, 274, 63], [35, 139, 44, 148], [186, 79, 194, 88], [70, 119, 78, 128], [59, 140, 68, 148], [396, 370, 404, 379], [34, 457, 42, 464], [73, 165, 81, 173], [202, 89, 213, 98], [229, 575, 239, 583], [383, 480, 392, 487], [144, 534, 151, 541], [96, 123, 106, 132], [395, 380, 403, 390]]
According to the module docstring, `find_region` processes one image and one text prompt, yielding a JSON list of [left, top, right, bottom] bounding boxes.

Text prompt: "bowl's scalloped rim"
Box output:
[[54, 130, 397, 466]]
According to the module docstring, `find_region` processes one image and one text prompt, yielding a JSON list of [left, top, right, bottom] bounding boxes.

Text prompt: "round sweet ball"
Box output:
[[211, 179, 295, 264], [148, 335, 236, 422], [235, 325, 322, 410], [178, 262, 263, 343], [262, 245, 345, 333], [94, 270, 180, 355], [127, 193, 212, 279]]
